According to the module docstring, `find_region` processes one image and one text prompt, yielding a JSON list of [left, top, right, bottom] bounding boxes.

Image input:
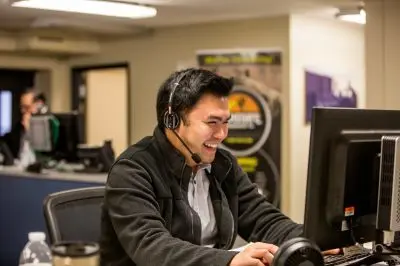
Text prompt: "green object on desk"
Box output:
[[49, 115, 60, 146]]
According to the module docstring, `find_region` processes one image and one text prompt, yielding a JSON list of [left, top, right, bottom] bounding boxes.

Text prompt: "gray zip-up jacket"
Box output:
[[100, 127, 303, 266]]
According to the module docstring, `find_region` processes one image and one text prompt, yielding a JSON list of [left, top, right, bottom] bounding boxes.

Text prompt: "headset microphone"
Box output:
[[171, 130, 202, 164]]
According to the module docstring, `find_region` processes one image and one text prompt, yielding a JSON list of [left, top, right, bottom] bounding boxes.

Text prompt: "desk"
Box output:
[[0, 166, 106, 266], [0, 167, 396, 266]]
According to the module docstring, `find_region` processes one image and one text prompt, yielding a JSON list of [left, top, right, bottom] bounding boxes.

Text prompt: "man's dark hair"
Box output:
[[34, 92, 46, 103], [156, 68, 234, 130], [21, 87, 36, 96]]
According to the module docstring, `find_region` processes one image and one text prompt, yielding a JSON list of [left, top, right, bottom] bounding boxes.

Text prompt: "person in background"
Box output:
[[101, 68, 314, 266], [34, 92, 49, 114], [1, 88, 38, 166]]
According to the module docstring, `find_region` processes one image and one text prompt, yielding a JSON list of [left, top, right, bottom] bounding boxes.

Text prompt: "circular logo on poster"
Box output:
[[236, 150, 280, 206], [220, 88, 272, 156]]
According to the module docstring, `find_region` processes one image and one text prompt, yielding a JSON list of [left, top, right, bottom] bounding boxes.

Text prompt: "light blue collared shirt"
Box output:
[[187, 164, 218, 247]]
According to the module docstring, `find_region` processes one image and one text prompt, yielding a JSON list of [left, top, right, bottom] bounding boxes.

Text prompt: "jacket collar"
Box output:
[[153, 126, 232, 183]]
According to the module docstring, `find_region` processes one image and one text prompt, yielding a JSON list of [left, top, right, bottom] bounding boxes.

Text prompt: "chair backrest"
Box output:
[[43, 186, 105, 244]]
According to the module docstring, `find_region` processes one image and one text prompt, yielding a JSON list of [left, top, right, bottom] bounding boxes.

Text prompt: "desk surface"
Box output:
[[0, 165, 107, 183]]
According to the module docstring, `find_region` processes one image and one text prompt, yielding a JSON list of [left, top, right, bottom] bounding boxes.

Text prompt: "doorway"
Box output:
[[71, 63, 130, 156]]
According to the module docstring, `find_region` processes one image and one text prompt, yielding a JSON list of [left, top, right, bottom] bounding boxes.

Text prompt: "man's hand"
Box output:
[[230, 242, 278, 266], [322, 248, 341, 255]]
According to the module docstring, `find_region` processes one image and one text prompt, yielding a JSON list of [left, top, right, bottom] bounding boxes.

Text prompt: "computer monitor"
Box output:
[[28, 115, 53, 152], [303, 107, 400, 251], [76, 140, 115, 173], [0, 90, 12, 136], [52, 112, 84, 162]]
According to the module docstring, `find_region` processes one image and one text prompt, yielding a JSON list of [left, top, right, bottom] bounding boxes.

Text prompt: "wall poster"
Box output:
[[197, 48, 282, 207], [305, 69, 357, 123]]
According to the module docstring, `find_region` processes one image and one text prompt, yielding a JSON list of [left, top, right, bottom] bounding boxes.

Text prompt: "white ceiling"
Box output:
[[0, 0, 362, 38]]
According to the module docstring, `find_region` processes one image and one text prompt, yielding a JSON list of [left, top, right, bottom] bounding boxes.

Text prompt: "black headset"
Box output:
[[163, 71, 189, 130], [272, 237, 324, 266], [162, 71, 202, 164]]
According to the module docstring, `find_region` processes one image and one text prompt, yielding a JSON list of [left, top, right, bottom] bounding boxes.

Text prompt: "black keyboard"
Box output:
[[324, 252, 379, 266]]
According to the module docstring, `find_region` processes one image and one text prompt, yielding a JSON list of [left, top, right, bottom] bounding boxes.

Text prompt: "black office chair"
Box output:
[[0, 140, 14, 165], [43, 186, 105, 244]]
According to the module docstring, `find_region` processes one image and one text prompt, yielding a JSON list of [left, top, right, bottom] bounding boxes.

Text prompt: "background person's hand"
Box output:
[[230, 242, 279, 266], [21, 112, 31, 131]]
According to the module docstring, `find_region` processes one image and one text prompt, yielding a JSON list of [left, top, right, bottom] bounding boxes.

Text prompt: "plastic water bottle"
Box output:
[[19, 232, 52, 266]]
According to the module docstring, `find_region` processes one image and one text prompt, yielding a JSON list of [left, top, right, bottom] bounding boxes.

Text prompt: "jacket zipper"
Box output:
[[190, 172, 195, 243], [228, 210, 234, 248], [180, 164, 196, 244], [190, 210, 194, 242], [215, 177, 234, 249]]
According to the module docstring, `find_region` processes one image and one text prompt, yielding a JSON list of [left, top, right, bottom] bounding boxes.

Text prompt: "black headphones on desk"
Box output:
[[272, 237, 324, 266]]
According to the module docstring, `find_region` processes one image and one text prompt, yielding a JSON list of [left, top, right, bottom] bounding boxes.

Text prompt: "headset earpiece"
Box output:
[[163, 71, 189, 130], [163, 110, 180, 130]]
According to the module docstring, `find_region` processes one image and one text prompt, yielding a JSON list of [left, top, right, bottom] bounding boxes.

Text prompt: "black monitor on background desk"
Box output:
[[303, 107, 400, 252], [52, 112, 84, 162], [28, 115, 54, 153], [25, 112, 84, 163]]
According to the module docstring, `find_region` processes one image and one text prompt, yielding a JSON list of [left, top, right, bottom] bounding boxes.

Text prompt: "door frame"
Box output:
[[70, 62, 131, 146]]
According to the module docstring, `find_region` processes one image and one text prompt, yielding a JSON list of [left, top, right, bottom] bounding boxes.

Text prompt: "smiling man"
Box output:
[[100, 68, 303, 266]]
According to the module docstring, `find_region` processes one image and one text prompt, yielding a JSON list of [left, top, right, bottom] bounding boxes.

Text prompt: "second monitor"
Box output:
[[303, 107, 400, 252]]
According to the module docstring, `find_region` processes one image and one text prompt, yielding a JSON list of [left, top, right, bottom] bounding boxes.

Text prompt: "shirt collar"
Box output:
[[194, 164, 212, 175]]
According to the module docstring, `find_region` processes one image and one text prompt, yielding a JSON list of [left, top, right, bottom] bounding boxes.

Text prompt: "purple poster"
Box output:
[[305, 70, 357, 123]]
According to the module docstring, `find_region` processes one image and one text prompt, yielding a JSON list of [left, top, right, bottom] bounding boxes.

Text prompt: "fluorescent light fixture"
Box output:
[[336, 8, 366, 25], [12, 0, 157, 19]]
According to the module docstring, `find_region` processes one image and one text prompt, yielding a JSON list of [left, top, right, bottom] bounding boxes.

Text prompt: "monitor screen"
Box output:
[[28, 115, 53, 152], [0, 91, 12, 136], [52, 112, 84, 162], [303, 107, 400, 251]]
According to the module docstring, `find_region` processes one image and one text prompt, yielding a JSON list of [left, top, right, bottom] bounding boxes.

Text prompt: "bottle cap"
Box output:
[[28, 232, 46, 242]]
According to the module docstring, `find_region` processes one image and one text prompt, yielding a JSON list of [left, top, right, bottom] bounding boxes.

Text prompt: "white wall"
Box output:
[[34, 70, 51, 106], [288, 15, 365, 222], [365, 0, 400, 109]]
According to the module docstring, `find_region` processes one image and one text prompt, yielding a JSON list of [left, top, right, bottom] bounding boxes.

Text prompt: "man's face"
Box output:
[[20, 92, 37, 115], [177, 92, 231, 164]]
